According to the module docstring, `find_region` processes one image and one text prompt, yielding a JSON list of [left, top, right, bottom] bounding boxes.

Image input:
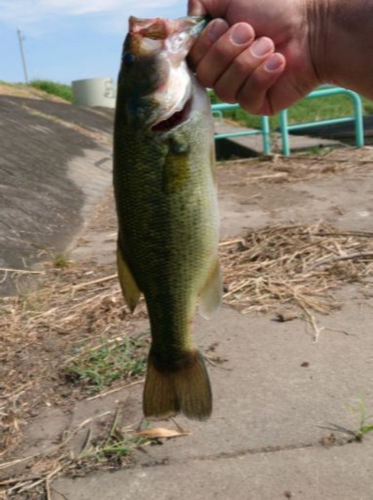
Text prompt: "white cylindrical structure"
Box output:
[[72, 78, 116, 108]]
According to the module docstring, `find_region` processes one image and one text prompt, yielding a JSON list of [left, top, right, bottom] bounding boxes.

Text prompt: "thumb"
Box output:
[[187, 0, 207, 16]]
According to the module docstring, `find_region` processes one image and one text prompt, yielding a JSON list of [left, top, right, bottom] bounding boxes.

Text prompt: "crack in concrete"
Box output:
[[136, 435, 357, 469]]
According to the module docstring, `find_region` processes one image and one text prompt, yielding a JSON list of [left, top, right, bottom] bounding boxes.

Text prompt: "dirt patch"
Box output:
[[217, 147, 373, 236]]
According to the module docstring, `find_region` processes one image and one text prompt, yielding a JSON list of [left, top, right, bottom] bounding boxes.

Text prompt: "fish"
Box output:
[[113, 15, 222, 421]]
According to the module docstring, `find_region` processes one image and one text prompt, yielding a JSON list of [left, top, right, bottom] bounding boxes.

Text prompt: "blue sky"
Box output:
[[0, 0, 189, 85]]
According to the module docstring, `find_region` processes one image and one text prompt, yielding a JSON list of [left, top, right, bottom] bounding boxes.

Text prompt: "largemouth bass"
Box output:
[[113, 15, 221, 421]]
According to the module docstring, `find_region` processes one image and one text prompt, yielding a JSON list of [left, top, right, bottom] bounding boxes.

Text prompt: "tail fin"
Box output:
[[143, 349, 212, 421]]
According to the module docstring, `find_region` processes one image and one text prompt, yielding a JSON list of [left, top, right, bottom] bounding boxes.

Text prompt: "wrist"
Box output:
[[307, 0, 373, 96]]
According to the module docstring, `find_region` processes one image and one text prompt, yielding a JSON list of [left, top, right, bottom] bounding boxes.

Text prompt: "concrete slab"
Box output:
[[53, 440, 373, 500]]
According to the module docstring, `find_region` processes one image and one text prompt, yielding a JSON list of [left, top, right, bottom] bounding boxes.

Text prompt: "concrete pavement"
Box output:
[[53, 441, 373, 500]]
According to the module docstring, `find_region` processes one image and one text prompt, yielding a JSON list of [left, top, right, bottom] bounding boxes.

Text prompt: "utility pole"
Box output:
[[17, 28, 29, 84]]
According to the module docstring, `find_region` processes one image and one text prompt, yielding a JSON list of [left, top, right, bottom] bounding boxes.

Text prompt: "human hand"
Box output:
[[188, 0, 320, 115]]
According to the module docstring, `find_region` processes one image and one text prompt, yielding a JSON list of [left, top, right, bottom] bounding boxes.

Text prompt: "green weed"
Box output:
[[350, 396, 373, 441], [78, 411, 152, 466], [65, 334, 149, 393], [29, 80, 74, 102], [81, 432, 150, 462], [52, 252, 71, 268]]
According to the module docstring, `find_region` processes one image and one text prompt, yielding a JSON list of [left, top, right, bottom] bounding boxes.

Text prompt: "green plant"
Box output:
[[81, 432, 150, 462], [350, 396, 373, 441], [29, 80, 74, 102], [79, 410, 152, 465], [65, 334, 149, 392], [52, 252, 71, 268]]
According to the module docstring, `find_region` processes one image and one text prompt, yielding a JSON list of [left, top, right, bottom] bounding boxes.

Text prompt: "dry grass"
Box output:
[[0, 409, 156, 500], [1, 219, 372, 382], [219, 146, 373, 183], [1, 218, 373, 496], [0, 261, 146, 342], [0, 83, 69, 103], [5, 220, 368, 359], [220, 222, 373, 338], [0, 261, 148, 470]]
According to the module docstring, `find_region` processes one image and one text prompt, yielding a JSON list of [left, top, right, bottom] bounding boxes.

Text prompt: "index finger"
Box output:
[[187, 0, 207, 16], [188, 0, 230, 18]]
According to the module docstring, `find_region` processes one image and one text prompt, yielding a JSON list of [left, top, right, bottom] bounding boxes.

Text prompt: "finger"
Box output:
[[195, 22, 256, 89], [189, 19, 229, 71], [187, 0, 229, 17], [214, 37, 275, 103], [237, 53, 286, 115], [187, 0, 207, 16]]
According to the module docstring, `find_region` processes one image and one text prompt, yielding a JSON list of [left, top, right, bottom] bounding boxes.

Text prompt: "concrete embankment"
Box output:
[[0, 92, 114, 295]]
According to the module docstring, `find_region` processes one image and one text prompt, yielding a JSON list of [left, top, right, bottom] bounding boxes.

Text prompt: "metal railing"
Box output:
[[212, 103, 271, 154], [212, 86, 364, 156]]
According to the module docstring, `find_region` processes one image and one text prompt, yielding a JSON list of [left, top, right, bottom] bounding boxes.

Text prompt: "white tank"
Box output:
[[72, 78, 116, 108]]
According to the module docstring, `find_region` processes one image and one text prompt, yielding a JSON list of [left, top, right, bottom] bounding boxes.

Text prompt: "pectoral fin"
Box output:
[[116, 241, 141, 313], [198, 259, 222, 319]]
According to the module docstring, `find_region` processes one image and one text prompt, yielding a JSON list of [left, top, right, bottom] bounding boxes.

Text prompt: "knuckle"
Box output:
[[231, 54, 253, 75]]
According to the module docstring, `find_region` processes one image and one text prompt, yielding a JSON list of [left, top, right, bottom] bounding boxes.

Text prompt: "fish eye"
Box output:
[[122, 52, 136, 65]]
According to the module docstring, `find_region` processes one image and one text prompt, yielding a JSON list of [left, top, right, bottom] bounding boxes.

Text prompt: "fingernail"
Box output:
[[265, 53, 284, 71], [208, 19, 228, 43], [251, 37, 273, 57], [230, 23, 253, 45]]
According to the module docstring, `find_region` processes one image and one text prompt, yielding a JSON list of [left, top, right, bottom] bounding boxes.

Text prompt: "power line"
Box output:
[[17, 28, 29, 84]]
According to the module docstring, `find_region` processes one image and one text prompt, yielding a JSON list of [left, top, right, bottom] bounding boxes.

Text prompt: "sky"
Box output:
[[0, 0, 189, 85]]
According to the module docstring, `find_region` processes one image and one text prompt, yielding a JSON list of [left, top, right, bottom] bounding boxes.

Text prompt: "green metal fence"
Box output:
[[212, 86, 364, 156]]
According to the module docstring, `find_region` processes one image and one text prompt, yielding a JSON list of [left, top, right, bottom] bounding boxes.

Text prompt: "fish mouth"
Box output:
[[151, 98, 192, 133]]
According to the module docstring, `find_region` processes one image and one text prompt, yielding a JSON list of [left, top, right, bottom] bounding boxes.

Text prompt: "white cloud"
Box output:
[[0, 0, 183, 26], [39, 0, 125, 16], [97, 1, 187, 36]]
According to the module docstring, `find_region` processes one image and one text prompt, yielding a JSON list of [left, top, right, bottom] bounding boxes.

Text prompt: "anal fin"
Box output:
[[198, 259, 222, 319], [116, 241, 141, 313]]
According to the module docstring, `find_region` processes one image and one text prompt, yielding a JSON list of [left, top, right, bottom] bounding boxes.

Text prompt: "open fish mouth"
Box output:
[[151, 98, 192, 133]]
